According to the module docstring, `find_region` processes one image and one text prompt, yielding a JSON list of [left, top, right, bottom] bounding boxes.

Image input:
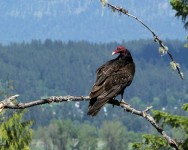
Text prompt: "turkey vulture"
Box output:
[[88, 46, 135, 116]]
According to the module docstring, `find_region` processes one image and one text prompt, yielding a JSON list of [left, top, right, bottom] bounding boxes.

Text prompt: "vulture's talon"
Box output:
[[120, 99, 129, 105]]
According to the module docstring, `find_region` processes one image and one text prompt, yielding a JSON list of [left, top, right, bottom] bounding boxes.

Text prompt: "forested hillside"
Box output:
[[0, 39, 187, 129]]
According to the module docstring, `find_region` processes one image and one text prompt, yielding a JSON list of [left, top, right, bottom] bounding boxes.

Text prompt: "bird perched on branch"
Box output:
[[88, 46, 135, 116]]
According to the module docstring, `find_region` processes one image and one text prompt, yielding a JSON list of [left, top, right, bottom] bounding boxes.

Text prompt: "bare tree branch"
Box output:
[[109, 100, 179, 150], [0, 95, 90, 109], [103, 2, 184, 80], [0, 95, 179, 149]]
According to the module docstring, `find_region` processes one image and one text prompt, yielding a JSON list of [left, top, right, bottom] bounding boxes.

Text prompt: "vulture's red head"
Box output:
[[112, 46, 127, 56]]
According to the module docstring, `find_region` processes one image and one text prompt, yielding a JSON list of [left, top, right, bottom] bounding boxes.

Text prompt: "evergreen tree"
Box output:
[[170, 0, 188, 29], [170, 0, 188, 47], [0, 111, 33, 150]]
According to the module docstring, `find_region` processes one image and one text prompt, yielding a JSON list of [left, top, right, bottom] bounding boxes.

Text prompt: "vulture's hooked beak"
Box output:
[[112, 50, 118, 55], [112, 51, 116, 55]]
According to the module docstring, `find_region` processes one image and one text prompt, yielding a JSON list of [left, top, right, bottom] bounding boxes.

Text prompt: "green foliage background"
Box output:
[[0, 39, 186, 117], [0, 39, 187, 149]]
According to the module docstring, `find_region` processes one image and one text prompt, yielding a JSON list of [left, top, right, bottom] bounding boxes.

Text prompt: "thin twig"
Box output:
[[105, 2, 184, 80], [0, 95, 179, 149]]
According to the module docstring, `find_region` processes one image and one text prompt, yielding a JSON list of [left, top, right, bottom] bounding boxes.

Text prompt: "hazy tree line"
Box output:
[[0, 39, 187, 149]]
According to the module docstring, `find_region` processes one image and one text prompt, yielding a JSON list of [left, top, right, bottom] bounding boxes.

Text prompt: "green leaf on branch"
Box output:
[[182, 103, 188, 111], [170, 0, 188, 29]]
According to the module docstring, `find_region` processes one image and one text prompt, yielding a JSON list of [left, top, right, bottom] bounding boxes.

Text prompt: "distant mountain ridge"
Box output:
[[0, 0, 187, 43]]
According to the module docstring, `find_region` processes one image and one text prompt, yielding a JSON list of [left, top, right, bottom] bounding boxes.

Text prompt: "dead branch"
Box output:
[[1, 95, 90, 109], [0, 95, 179, 149]]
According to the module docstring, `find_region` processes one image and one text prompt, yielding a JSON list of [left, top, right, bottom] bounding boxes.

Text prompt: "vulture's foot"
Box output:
[[120, 99, 129, 105]]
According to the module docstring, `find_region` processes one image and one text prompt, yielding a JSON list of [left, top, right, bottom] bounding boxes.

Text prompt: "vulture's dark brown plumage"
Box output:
[[88, 46, 135, 116]]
